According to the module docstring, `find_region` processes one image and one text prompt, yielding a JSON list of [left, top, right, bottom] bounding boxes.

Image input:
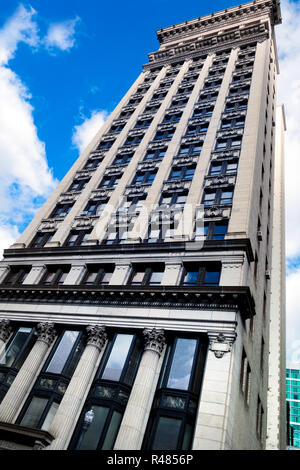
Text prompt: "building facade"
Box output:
[[286, 363, 300, 449], [0, 0, 285, 450]]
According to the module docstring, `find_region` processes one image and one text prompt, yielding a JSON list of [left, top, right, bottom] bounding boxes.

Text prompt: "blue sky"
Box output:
[[0, 0, 299, 360]]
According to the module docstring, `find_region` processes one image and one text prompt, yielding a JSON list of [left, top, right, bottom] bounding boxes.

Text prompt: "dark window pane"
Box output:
[[0, 327, 32, 368], [46, 331, 79, 374], [101, 334, 133, 381], [152, 416, 182, 450], [183, 271, 198, 286], [20, 396, 48, 428], [148, 271, 163, 286], [78, 406, 109, 450], [204, 270, 220, 285], [167, 338, 197, 390], [101, 410, 123, 450], [41, 402, 59, 431]]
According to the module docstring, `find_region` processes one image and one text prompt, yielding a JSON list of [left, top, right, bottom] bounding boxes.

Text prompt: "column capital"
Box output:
[[86, 325, 107, 350], [143, 328, 166, 355], [0, 319, 12, 342], [36, 322, 57, 346], [208, 331, 237, 359]]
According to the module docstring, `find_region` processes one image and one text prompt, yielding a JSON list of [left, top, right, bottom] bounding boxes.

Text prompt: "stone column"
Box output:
[[192, 331, 236, 450], [0, 320, 12, 355], [47, 325, 108, 450], [114, 328, 166, 450], [0, 322, 56, 423]]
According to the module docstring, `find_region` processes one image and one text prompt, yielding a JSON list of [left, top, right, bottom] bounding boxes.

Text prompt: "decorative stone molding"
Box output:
[[90, 189, 113, 200], [211, 149, 241, 160], [162, 180, 192, 192], [72, 217, 95, 230], [203, 205, 231, 219], [36, 322, 56, 346], [38, 219, 61, 232], [0, 320, 12, 342], [143, 328, 166, 355], [204, 175, 236, 188], [86, 325, 107, 350], [208, 331, 237, 358]]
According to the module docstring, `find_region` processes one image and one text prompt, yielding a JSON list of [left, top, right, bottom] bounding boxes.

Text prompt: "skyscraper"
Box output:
[[0, 0, 285, 450]]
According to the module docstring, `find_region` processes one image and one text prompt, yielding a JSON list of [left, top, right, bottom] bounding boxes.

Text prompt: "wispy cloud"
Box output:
[[72, 110, 109, 154], [44, 16, 80, 52]]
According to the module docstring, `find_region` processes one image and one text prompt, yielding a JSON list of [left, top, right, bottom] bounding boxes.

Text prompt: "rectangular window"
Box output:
[[101, 334, 134, 382], [46, 331, 80, 375], [0, 327, 33, 369], [167, 338, 197, 390]]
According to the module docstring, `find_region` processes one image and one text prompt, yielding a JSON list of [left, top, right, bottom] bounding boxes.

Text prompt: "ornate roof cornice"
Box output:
[[156, 1, 281, 44]]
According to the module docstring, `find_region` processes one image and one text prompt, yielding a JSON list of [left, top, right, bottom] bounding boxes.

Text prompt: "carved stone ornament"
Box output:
[[86, 325, 107, 351], [36, 322, 57, 346], [143, 328, 166, 355], [208, 332, 237, 358], [0, 319, 12, 342]]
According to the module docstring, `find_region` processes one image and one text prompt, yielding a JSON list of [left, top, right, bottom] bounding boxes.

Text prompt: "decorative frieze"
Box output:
[[72, 217, 96, 230], [195, 204, 231, 219], [74, 169, 95, 179], [89, 188, 113, 199], [210, 149, 241, 160], [162, 179, 192, 192], [216, 127, 244, 139], [38, 219, 62, 233], [172, 155, 199, 167], [208, 331, 237, 358], [204, 175, 236, 188], [124, 183, 151, 198]]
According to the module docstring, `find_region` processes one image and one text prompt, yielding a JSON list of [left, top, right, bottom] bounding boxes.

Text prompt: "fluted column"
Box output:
[[47, 325, 108, 450], [0, 322, 56, 423], [0, 320, 12, 355], [114, 328, 166, 450]]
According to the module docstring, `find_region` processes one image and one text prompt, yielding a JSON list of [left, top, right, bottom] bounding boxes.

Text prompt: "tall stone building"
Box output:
[[0, 0, 285, 450]]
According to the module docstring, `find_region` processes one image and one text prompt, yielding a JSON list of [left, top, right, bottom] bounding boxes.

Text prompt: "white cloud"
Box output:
[[72, 110, 109, 154], [276, 0, 300, 359], [277, 0, 300, 259], [44, 16, 80, 52], [0, 5, 57, 257]]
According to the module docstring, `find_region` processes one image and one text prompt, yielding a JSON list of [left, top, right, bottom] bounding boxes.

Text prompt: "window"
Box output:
[[229, 84, 250, 96], [202, 188, 234, 206], [232, 72, 252, 82], [82, 265, 114, 286], [103, 228, 130, 245], [124, 134, 144, 146], [132, 170, 157, 185], [69, 333, 142, 450], [163, 112, 182, 123], [144, 148, 166, 161], [176, 86, 194, 95], [119, 109, 134, 119], [220, 116, 245, 129], [41, 266, 71, 286], [186, 123, 209, 135], [168, 166, 195, 181], [0, 327, 35, 370], [181, 263, 221, 286], [17, 330, 85, 431], [128, 265, 164, 286], [84, 158, 102, 170], [50, 203, 73, 218], [198, 90, 218, 101], [240, 349, 251, 404], [135, 118, 152, 128], [204, 79, 222, 88], [99, 174, 121, 188], [2, 266, 30, 285], [30, 232, 53, 248], [68, 179, 89, 192], [118, 196, 145, 214], [159, 192, 187, 209], [178, 142, 203, 156], [154, 128, 175, 141], [143, 336, 207, 450], [225, 99, 248, 111], [97, 139, 115, 150], [192, 105, 214, 117], [209, 160, 238, 176], [128, 97, 142, 105], [65, 230, 92, 247], [81, 200, 107, 216], [215, 137, 242, 150], [195, 221, 228, 240], [170, 97, 189, 108], [256, 397, 264, 441], [112, 153, 133, 166], [147, 222, 175, 243]]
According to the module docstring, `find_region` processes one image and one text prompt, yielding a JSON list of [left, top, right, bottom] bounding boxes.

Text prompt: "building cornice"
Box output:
[[156, 0, 281, 44], [2, 238, 254, 263], [0, 284, 255, 320]]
